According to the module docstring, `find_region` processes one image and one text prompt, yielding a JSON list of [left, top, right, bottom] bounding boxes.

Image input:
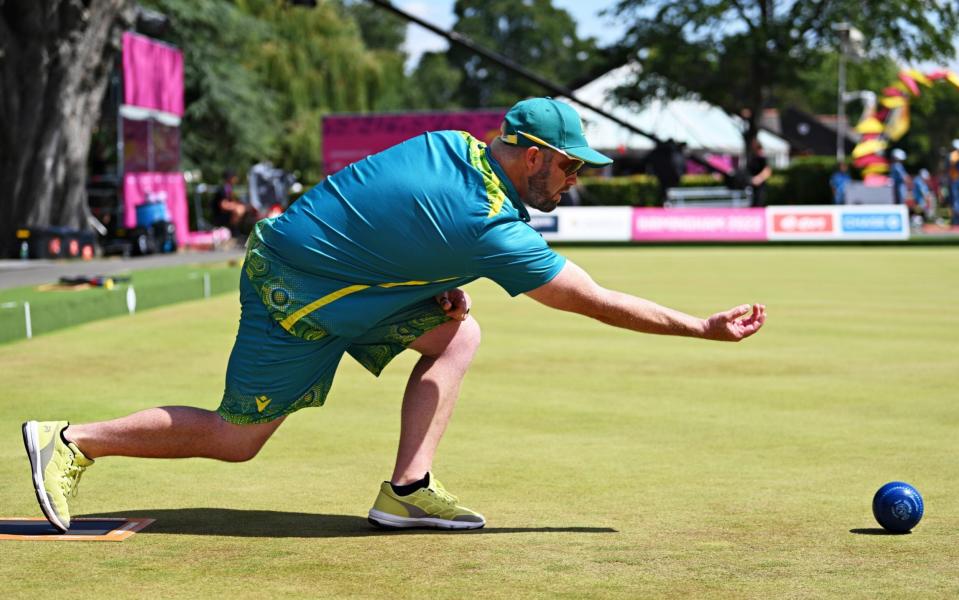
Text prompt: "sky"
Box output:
[[395, 0, 627, 71], [393, 1, 959, 74]]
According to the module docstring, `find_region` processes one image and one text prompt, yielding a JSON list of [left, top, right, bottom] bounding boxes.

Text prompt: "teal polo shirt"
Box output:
[[243, 130, 565, 340]]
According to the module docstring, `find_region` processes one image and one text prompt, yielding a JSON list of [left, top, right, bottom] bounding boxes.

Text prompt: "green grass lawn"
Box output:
[[0, 261, 242, 345], [1, 247, 957, 598]]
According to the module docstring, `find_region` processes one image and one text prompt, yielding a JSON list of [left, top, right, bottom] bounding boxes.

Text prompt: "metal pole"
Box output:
[[126, 286, 137, 315], [24, 302, 32, 340], [837, 50, 846, 162], [147, 118, 155, 172], [203, 272, 211, 299], [833, 22, 854, 163], [117, 60, 126, 228], [115, 64, 124, 180]]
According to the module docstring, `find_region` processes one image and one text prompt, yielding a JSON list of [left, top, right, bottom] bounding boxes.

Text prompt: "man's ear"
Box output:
[[525, 146, 542, 172]]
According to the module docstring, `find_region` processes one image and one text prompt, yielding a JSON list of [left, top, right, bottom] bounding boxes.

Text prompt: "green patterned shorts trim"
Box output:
[[217, 271, 451, 425]]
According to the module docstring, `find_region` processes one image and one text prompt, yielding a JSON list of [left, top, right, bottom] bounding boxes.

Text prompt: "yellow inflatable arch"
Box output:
[[851, 69, 959, 177]]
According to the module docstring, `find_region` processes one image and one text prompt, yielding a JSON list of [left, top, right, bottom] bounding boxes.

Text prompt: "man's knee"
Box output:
[[445, 316, 481, 361], [412, 316, 481, 359], [216, 416, 281, 462], [221, 448, 257, 462], [219, 438, 265, 462], [457, 315, 481, 350]]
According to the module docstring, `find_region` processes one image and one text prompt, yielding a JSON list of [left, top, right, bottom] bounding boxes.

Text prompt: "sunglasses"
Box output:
[[501, 131, 586, 176]]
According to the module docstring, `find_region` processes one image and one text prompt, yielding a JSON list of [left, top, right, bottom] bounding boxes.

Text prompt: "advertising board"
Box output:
[[322, 110, 506, 175], [517, 206, 908, 243], [766, 205, 908, 241], [632, 208, 767, 242], [527, 207, 633, 242]]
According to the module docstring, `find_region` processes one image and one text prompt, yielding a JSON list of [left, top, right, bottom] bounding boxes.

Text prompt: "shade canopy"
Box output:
[[562, 64, 790, 167]]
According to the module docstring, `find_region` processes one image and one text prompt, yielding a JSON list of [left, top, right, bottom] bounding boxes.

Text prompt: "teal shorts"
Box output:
[[217, 271, 450, 424]]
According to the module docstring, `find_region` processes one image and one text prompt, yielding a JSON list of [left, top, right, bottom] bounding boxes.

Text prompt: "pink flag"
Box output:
[[122, 32, 184, 116]]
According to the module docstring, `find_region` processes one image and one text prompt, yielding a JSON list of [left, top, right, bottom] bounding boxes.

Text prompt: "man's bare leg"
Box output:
[[390, 316, 481, 484], [65, 407, 284, 462], [64, 316, 478, 472]]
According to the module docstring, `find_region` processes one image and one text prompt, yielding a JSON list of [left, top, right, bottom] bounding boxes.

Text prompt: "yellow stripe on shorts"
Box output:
[[278, 276, 460, 332], [378, 277, 457, 288], [279, 284, 370, 331]]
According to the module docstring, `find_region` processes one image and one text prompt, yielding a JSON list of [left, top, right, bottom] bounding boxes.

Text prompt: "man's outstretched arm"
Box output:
[[525, 261, 766, 342]]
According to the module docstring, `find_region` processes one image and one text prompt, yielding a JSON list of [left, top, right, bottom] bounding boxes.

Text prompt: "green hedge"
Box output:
[[766, 156, 835, 205], [579, 156, 837, 206], [578, 174, 660, 206]]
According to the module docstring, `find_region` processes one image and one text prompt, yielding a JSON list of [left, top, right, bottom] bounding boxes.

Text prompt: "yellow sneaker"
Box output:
[[22, 421, 94, 532], [368, 473, 485, 530]]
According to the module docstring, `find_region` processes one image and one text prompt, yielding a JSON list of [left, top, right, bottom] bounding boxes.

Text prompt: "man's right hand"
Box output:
[[702, 304, 767, 342], [526, 260, 767, 341]]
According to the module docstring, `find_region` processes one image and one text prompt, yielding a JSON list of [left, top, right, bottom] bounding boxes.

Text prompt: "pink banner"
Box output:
[[322, 109, 507, 175], [632, 208, 767, 241], [122, 32, 184, 116], [123, 172, 189, 246]]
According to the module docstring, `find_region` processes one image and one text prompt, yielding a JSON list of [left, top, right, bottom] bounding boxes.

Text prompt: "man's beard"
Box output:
[[523, 154, 560, 212]]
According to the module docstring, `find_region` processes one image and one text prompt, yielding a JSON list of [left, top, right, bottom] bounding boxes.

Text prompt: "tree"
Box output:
[[773, 51, 959, 174], [143, 0, 404, 184], [140, 0, 281, 181], [897, 82, 959, 177], [340, 0, 416, 111], [448, 0, 602, 108], [238, 0, 404, 182], [776, 53, 900, 116], [406, 52, 464, 110], [342, 0, 406, 52], [610, 0, 959, 158], [0, 0, 136, 254]]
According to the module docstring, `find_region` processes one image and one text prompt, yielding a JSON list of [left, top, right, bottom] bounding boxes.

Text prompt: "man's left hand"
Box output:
[[436, 289, 472, 321]]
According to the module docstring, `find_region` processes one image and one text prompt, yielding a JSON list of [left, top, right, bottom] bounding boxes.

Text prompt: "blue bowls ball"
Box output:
[[872, 481, 923, 533]]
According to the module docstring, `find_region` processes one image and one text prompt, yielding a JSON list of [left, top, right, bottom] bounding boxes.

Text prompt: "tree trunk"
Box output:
[[0, 0, 134, 256]]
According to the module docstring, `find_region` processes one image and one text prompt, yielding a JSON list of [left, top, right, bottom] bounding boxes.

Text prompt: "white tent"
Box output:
[[562, 64, 790, 168]]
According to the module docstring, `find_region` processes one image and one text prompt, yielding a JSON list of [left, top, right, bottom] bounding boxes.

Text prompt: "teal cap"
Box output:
[[502, 97, 613, 167]]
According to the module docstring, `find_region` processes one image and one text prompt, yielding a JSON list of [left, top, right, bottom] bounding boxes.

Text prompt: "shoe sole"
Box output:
[[21, 422, 68, 533], [367, 509, 485, 530]]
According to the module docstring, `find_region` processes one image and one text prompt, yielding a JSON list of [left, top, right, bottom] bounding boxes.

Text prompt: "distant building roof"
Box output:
[[775, 107, 857, 156]]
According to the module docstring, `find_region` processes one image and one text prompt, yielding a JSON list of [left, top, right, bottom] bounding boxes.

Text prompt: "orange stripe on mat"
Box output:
[[0, 517, 155, 542]]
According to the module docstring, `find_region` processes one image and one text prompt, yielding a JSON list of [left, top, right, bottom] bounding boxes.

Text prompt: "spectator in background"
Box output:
[[211, 168, 253, 237], [673, 142, 688, 186], [889, 149, 908, 206], [648, 139, 684, 201], [747, 139, 772, 207], [948, 140, 959, 225], [912, 168, 935, 221], [830, 161, 851, 205]]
